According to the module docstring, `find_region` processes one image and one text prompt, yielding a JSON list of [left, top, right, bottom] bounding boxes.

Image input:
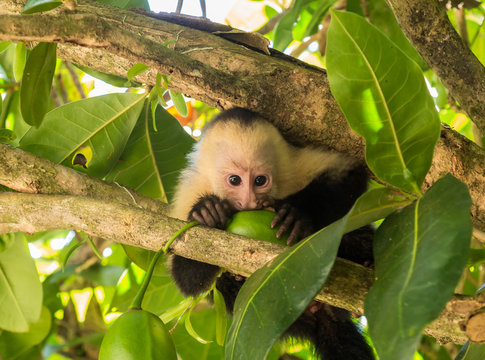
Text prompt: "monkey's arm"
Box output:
[[170, 195, 236, 296], [272, 162, 372, 262]]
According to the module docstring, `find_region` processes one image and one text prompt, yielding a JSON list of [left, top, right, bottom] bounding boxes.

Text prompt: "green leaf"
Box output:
[[346, 0, 364, 15], [13, 42, 27, 82], [0, 306, 51, 359], [109, 264, 184, 315], [2, 91, 31, 144], [22, 0, 62, 14], [327, 10, 440, 194], [346, 186, 413, 232], [127, 63, 149, 81], [456, 342, 485, 360], [303, 0, 336, 38], [20, 93, 145, 178], [0, 128, 16, 142], [467, 248, 485, 266], [168, 90, 188, 118], [0, 234, 43, 332], [186, 304, 212, 344], [225, 215, 348, 360], [0, 42, 10, 53], [20, 42, 57, 127], [171, 309, 224, 360], [105, 104, 195, 203], [61, 238, 86, 271], [122, 245, 167, 276], [364, 175, 472, 360], [74, 64, 140, 88], [213, 287, 227, 346], [160, 297, 192, 323], [79, 264, 125, 287], [368, 0, 426, 69], [455, 341, 485, 360], [273, 0, 312, 50]]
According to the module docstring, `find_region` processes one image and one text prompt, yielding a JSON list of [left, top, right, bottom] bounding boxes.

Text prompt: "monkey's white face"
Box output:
[[221, 166, 273, 211]]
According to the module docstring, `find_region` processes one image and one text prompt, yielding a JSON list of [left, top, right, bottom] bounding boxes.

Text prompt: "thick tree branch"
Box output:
[[1, 0, 483, 232], [386, 0, 485, 134], [0, 191, 481, 344], [0, 143, 167, 215]]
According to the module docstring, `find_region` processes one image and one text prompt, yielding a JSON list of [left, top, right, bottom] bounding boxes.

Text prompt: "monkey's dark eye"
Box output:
[[254, 175, 267, 186], [229, 175, 242, 186]]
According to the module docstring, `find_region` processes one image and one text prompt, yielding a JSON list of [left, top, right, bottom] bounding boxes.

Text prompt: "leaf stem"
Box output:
[[130, 221, 199, 309]]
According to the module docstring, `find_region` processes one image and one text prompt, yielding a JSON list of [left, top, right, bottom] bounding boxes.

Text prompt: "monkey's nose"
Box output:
[[236, 198, 261, 210]]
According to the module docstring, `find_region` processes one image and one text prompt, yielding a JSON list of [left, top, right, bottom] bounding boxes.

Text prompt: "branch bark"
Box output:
[[0, 144, 482, 344], [0, 143, 167, 215], [1, 0, 483, 232], [0, 191, 481, 345], [386, 0, 485, 134]]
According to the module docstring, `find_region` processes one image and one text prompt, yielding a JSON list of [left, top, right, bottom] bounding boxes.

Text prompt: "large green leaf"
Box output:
[[20, 42, 57, 127], [365, 175, 472, 360], [456, 343, 485, 360], [171, 309, 224, 360], [327, 10, 440, 194], [303, 0, 336, 38], [4, 91, 31, 145], [105, 104, 195, 203], [109, 263, 184, 316], [74, 64, 139, 88], [20, 93, 145, 178], [13, 42, 27, 82], [367, 0, 426, 69], [273, 0, 313, 50], [0, 306, 51, 359], [346, 186, 413, 232], [0, 234, 42, 332], [225, 216, 347, 360]]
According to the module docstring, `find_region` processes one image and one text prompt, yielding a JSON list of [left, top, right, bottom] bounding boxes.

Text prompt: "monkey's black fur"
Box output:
[[170, 108, 374, 360]]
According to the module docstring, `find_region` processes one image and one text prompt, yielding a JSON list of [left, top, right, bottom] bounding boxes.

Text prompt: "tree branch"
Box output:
[[386, 0, 485, 134], [0, 143, 167, 215], [1, 0, 483, 232], [0, 191, 481, 344]]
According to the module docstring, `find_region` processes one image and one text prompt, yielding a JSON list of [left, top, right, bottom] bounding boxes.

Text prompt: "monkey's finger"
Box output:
[[191, 211, 209, 226], [199, 208, 217, 227], [286, 221, 302, 245], [214, 202, 229, 227], [272, 204, 290, 228], [277, 210, 296, 238], [204, 200, 222, 227]]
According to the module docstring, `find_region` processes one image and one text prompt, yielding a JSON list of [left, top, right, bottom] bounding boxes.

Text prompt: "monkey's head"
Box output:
[[191, 108, 340, 212], [196, 116, 284, 211]]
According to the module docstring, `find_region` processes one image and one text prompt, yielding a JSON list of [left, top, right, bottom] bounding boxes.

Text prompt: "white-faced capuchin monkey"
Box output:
[[169, 108, 375, 360]]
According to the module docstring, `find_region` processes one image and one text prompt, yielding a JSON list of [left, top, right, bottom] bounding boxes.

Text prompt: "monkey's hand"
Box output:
[[271, 203, 313, 245], [188, 195, 236, 229]]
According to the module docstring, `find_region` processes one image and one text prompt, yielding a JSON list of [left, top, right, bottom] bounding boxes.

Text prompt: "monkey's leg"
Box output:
[[285, 303, 374, 360], [171, 195, 235, 297], [170, 255, 220, 297]]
